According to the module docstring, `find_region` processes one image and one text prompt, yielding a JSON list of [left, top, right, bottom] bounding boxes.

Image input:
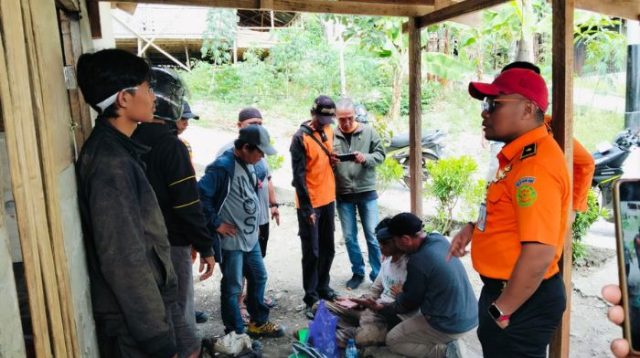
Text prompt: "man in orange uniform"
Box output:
[[502, 61, 595, 214], [290, 95, 339, 319], [449, 67, 571, 357]]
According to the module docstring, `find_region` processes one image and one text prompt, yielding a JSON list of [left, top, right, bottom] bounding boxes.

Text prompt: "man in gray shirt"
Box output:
[[198, 125, 284, 338]]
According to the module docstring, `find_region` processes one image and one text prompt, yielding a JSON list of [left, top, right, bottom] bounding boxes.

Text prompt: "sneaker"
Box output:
[[319, 289, 339, 301], [195, 311, 208, 324], [346, 274, 365, 290], [247, 321, 285, 338], [304, 306, 315, 320]]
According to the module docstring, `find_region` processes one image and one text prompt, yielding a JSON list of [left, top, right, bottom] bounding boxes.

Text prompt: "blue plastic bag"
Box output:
[[308, 300, 339, 358]]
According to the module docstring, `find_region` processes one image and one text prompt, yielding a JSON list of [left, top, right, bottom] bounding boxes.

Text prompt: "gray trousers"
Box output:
[[386, 313, 469, 358], [171, 246, 201, 356]]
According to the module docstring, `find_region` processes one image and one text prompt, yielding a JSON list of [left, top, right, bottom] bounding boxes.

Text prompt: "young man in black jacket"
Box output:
[[75, 49, 194, 358], [132, 68, 215, 355]]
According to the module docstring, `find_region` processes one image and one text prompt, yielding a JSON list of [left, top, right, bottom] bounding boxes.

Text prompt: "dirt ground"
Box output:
[[184, 124, 622, 358]]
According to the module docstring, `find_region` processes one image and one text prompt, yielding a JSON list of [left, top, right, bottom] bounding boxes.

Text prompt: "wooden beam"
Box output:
[[56, 0, 80, 11], [113, 0, 434, 17], [86, 0, 101, 38], [339, 0, 434, 5], [576, 0, 640, 21], [549, 0, 574, 357], [260, 0, 274, 10], [113, 2, 138, 14], [408, 17, 423, 216], [415, 0, 509, 28]]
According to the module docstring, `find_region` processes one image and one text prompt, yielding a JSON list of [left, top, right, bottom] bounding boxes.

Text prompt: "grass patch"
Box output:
[[573, 105, 624, 151]]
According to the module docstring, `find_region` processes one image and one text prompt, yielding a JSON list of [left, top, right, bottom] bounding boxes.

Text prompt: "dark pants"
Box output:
[[477, 274, 566, 358], [258, 223, 270, 257], [297, 202, 335, 306]]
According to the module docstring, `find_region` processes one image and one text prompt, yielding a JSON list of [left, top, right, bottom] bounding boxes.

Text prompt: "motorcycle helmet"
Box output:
[[151, 67, 186, 121], [355, 104, 369, 123]]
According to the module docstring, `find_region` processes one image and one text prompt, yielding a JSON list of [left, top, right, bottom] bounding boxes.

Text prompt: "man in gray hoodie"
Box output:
[[333, 98, 385, 290]]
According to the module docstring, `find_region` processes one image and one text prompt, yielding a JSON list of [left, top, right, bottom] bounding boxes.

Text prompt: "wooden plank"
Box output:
[[86, 0, 101, 38], [21, 0, 79, 356], [415, 0, 509, 28], [56, 0, 79, 12], [575, 0, 640, 21], [113, 2, 138, 14], [260, 0, 274, 10], [60, 10, 86, 153], [0, 1, 53, 357], [114, 0, 434, 17], [339, 0, 434, 5], [549, 0, 574, 357], [408, 17, 423, 217]]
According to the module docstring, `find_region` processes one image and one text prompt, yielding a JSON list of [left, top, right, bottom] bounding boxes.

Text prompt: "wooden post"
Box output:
[[184, 44, 190, 69], [408, 17, 423, 216], [549, 0, 574, 357]]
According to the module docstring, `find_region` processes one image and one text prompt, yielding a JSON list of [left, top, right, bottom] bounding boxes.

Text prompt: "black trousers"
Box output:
[[258, 223, 270, 258], [477, 274, 566, 358], [297, 202, 335, 306]]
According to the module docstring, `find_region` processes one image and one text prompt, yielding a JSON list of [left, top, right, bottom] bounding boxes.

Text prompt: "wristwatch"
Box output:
[[269, 203, 279, 209], [488, 302, 511, 322]]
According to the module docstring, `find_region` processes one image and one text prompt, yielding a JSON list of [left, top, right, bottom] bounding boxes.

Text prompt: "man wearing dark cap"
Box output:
[[198, 125, 285, 338], [368, 213, 477, 357], [290, 95, 339, 318], [450, 66, 570, 357], [75, 49, 186, 357], [176, 101, 199, 135]]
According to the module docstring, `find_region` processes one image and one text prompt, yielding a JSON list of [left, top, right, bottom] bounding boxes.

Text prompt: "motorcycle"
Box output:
[[385, 129, 446, 188], [354, 104, 445, 188], [592, 128, 640, 211]]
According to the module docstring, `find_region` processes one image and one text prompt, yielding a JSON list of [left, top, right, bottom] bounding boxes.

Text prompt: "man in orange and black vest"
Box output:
[[449, 66, 571, 357], [290, 95, 339, 319]]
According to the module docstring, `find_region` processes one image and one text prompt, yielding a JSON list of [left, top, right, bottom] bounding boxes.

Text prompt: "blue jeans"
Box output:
[[336, 199, 381, 281], [220, 242, 269, 334]]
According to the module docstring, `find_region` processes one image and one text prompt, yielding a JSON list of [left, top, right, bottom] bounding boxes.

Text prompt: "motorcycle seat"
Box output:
[[389, 129, 443, 149]]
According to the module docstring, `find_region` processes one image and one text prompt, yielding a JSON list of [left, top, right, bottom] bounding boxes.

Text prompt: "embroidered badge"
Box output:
[[516, 184, 538, 207], [520, 143, 537, 160], [515, 176, 536, 188]]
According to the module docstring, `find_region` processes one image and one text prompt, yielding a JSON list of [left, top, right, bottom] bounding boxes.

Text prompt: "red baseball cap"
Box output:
[[468, 68, 549, 112]]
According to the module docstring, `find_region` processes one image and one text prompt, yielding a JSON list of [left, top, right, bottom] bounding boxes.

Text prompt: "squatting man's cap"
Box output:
[[468, 68, 549, 112], [181, 102, 199, 120], [311, 95, 336, 125], [238, 125, 277, 156], [376, 212, 424, 240], [238, 107, 263, 122]]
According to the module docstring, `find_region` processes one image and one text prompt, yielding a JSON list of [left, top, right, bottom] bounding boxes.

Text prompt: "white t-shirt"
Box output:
[[373, 255, 409, 304]]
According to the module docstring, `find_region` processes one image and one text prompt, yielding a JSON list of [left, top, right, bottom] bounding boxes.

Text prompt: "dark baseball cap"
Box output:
[[468, 68, 549, 112], [181, 101, 199, 120], [386, 212, 424, 238], [311, 95, 336, 125], [375, 217, 394, 242], [239, 107, 263, 122], [238, 125, 277, 156]]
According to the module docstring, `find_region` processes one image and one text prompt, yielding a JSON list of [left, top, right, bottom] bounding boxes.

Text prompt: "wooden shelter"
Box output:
[[0, 0, 638, 357]]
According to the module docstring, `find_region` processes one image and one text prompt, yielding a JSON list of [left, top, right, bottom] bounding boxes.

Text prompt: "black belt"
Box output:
[[481, 273, 561, 292]]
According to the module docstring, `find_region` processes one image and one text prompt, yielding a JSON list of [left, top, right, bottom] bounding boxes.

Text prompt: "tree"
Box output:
[[344, 16, 407, 122], [201, 9, 238, 65]]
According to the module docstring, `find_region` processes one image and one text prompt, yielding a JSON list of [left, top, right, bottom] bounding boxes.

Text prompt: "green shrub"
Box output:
[[423, 156, 482, 235], [376, 157, 404, 192], [267, 154, 285, 172], [572, 189, 609, 262]]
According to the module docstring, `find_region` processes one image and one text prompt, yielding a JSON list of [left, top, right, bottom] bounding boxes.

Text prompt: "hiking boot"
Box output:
[[195, 311, 208, 324], [346, 274, 365, 290], [247, 321, 285, 338]]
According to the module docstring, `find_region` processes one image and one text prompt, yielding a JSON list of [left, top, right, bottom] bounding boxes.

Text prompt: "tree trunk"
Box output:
[[516, 0, 535, 62], [339, 36, 347, 96], [390, 60, 403, 123]]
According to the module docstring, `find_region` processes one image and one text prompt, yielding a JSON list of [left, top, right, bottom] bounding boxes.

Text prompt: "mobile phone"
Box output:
[[614, 178, 640, 353], [337, 153, 356, 161]]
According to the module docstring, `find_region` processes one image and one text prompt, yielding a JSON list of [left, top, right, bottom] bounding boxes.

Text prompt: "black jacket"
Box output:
[[76, 118, 178, 358], [133, 122, 213, 257]]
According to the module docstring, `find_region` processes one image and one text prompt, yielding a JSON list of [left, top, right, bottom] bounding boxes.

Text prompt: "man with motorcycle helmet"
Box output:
[[450, 65, 571, 357], [132, 67, 216, 357]]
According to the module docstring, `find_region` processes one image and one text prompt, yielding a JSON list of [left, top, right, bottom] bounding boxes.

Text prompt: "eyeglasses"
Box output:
[[482, 97, 525, 113]]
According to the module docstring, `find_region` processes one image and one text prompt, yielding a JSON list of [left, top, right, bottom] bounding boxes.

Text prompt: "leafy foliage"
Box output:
[[424, 156, 483, 235], [572, 189, 609, 261], [201, 9, 238, 65]]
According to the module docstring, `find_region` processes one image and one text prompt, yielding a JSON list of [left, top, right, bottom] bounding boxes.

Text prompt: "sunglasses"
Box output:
[[481, 97, 525, 113]]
